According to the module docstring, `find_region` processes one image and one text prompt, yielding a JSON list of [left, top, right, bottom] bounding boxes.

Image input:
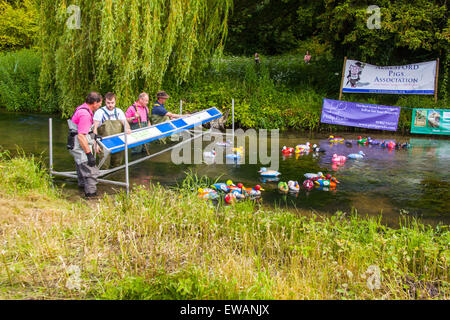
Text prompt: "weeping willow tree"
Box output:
[[38, 0, 232, 115]]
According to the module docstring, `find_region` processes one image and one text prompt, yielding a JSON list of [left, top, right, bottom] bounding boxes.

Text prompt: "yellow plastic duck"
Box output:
[[232, 146, 244, 155]]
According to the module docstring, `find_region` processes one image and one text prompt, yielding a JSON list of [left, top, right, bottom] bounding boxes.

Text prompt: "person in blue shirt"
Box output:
[[151, 91, 182, 143]]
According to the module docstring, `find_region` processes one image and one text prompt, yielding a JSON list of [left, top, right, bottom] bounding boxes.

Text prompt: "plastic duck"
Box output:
[[347, 151, 365, 159], [386, 141, 396, 149], [228, 186, 247, 200], [211, 180, 235, 193], [304, 172, 325, 179], [367, 137, 380, 145], [203, 149, 216, 158], [288, 180, 300, 192], [302, 179, 314, 190], [225, 153, 241, 160], [232, 146, 244, 154], [380, 141, 387, 148], [401, 142, 411, 149], [278, 181, 289, 193], [197, 188, 220, 200], [345, 141, 353, 147], [224, 193, 237, 204], [357, 136, 368, 145], [259, 167, 281, 177], [329, 177, 340, 188], [295, 145, 306, 154], [329, 136, 344, 143], [281, 146, 294, 154], [296, 142, 311, 151], [244, 185, 264, 199], [311, 144, 325, 153], [314, 179, 330, 187], [332, 154, 347, 164]]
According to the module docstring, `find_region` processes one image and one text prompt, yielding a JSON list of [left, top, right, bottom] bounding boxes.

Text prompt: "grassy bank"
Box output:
[[1, 50, 448, 132], [0, 152, 449, 300]]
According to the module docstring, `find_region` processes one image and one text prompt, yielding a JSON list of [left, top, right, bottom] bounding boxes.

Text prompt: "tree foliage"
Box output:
[[227, 0, 448, 64], [0, 0, 38, 51], [38, 0, 232, 115], [317, 0, 449, 64]]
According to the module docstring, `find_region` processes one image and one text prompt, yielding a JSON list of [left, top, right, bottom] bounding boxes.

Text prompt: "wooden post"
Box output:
[[338, 56, 347, 101], [434, 58, 439, 103]]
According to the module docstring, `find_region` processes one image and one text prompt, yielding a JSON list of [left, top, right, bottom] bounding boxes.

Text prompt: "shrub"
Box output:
[[0, 49, 43, 112]]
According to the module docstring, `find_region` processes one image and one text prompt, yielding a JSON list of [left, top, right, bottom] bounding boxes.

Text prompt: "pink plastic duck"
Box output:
[[332, 153, 347, 164]]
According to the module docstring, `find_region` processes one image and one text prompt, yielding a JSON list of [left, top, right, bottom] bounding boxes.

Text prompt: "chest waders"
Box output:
[[131, 105, 150, 154], [97, 117, 125, 169], [150, 114, 170, 144], [67, 113, 99, 195]]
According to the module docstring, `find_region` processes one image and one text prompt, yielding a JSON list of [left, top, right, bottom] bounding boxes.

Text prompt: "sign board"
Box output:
[[411, 108, 450, 135], [99, 107, 222, 154], [321, 99, 401, 131], [342, 59, 437, 95]]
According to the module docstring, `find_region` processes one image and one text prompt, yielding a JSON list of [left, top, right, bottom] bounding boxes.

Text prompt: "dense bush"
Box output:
[[0, 0, 38, 51], [0, 49, 45, 112]]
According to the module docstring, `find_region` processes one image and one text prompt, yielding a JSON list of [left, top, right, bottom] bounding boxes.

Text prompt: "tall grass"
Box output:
[[0, 155, 448, 300], [0, 148, 58, 198]]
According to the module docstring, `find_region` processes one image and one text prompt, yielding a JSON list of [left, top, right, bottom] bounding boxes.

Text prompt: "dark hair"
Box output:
[[85, 92, 103, 104], [104, 92, 116, 101]]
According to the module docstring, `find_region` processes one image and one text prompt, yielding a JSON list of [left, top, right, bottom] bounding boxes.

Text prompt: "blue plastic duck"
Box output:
[[347, 151, 365, 159]]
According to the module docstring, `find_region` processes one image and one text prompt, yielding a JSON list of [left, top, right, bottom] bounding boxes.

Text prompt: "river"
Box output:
[[1, 110, 449, 227]]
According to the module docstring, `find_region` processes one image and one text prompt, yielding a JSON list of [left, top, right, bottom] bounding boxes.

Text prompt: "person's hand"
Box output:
[[95, 144, 102, 154], [86, 152, 96, 167], [126, 129, 132, 135]]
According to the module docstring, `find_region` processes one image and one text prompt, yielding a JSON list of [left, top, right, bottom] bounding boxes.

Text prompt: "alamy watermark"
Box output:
[[367, 5, 381, 30], [67, 5, 81, 30]]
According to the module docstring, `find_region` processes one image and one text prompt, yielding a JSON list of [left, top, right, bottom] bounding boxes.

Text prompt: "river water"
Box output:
[[1, 111, 449, 227]]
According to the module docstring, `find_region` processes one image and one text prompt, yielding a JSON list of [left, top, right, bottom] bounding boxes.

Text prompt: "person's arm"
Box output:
[[125, 121, 132, 134], [125, 107, 139, 123], [77, 133, 91, 154], [93, 120, 101, 135], [166, 112, 182, 119]]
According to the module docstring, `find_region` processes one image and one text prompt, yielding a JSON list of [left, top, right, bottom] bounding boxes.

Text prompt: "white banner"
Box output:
[[342, 59, 437, 94]]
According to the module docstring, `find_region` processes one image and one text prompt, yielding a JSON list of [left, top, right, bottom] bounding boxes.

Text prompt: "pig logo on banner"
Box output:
[[346, 62, 366, 88]]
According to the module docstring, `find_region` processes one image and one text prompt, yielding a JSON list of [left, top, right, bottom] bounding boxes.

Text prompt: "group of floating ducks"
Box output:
[[328, 135, 411, 164], [281, 142, 325, 155], [198, 167, 340, 204], [278, 173, 339, 194], [330, 135, 411, 149], [258, 168, 340, 193], [199, 135, 412, 202], [198, 180, 264, 203], [203, 144, 244, 160]]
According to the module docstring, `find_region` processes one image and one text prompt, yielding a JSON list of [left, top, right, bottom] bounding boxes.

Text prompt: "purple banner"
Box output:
[[321, 99, 401, 131]]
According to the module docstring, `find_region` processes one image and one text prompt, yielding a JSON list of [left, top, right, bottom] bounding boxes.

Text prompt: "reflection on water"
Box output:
[[0, 111, 449, 226]]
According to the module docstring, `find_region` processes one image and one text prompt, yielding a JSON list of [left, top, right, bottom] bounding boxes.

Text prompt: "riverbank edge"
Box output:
[[0, 152, 449, 300]]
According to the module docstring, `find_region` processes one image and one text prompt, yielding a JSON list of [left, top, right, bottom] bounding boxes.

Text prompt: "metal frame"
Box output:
[[49, 100, 236, 197]]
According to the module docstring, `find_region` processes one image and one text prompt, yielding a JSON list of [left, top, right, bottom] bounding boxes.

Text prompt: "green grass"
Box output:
[[0, 152, 448, 300]]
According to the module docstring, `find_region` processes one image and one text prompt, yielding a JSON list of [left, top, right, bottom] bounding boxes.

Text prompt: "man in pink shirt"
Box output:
[[126, 92, 150, 153], [67, 92, 103, 198]]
